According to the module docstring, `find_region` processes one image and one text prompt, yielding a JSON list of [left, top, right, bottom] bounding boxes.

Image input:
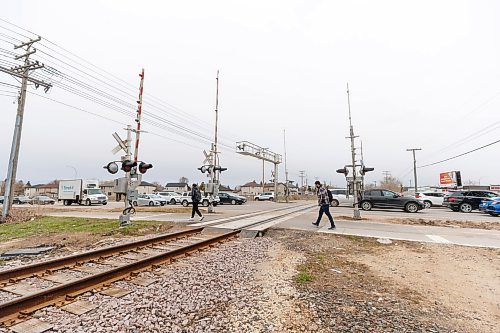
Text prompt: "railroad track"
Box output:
[[0, 228, 238, 326], [0, 205, 314, 329]]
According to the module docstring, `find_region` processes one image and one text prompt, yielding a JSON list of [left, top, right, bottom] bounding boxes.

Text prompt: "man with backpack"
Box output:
[[312, 180, 336, 230], [189, 183, 204, 221]]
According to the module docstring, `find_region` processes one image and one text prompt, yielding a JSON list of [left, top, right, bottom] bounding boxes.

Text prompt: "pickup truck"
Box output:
[[180, 192, 220, 207], [254, 192, 275, 201]]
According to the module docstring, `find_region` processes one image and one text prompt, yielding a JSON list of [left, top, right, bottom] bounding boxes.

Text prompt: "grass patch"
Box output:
[[296, 269, 314, 284], [0, 216, 170, 242]]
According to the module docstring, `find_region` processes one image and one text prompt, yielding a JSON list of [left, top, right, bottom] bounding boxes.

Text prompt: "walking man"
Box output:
[[190, 183, 204, 221], [312, 180, 336, 230]]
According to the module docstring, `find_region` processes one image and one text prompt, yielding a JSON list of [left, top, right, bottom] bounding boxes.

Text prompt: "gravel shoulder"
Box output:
[[269, 228, 499, 333]]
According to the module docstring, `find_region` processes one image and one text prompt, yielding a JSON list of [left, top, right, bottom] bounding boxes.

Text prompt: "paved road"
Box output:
[[41, 201, 500, 248], [274, 210, 500, 249]]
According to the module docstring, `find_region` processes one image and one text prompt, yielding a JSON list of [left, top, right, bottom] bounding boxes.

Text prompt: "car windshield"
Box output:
[[87, 189, 103, 195]]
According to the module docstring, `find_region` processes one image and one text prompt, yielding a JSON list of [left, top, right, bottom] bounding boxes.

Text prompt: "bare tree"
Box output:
[[13, 180, 25, 195], [152, 182, 164, 191], [379, 176, 403, 192], [179, 176, 189, 184]]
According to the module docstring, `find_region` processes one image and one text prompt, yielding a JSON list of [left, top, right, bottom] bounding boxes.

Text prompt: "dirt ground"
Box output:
[[268, 229, 499, 333]]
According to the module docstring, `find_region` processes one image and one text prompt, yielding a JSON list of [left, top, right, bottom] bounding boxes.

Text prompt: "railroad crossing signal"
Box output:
[[138, 162, 153, 174], [104, 162, 119, 174], [360, 166, 375, 176], [336, 167, 349, 176]]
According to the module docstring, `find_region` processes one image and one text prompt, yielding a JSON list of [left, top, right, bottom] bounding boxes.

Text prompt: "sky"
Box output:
[[1, 0, 499, 188]]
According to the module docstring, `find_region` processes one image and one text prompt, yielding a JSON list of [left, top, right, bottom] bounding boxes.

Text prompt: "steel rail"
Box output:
[[0, 227, 203, 282], [0, 230, 239, 321], [234, 204, 316, 231]]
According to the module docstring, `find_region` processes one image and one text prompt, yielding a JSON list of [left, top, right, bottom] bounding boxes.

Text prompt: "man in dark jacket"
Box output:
[[312, 181, 336, 230], [190, 183, 204, 221]]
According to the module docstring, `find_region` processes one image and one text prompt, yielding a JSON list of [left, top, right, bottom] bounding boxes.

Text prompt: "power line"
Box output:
[[419, 139, 500, 168]]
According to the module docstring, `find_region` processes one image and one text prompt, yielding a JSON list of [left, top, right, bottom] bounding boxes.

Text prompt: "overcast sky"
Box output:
[[1, 0, 499, 188]]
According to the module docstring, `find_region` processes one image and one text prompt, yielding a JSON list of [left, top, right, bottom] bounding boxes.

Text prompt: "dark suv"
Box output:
[[360, 189, 425, 213], [442, 190, 499, 212]]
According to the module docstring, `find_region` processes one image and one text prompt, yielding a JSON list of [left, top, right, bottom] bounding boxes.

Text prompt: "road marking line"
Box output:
[[426, 235, 451, 244]]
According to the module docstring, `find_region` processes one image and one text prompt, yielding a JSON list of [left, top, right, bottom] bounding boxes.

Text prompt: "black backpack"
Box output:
[[327, 189, 334, 203]]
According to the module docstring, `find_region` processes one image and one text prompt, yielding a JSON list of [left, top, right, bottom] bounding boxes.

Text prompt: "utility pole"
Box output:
[[382, 171, 391, 183], [262, 157, 265, 194], [346, 83, 361, 220], [283, 129, 289, 202], [407, 148, 422, 194], [1, 36, 52, 222], [299, 170, 305, 193]]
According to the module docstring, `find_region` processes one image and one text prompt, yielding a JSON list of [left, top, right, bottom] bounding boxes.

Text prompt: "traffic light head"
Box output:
[[138, 162, 153, 174], [104, 162, 119, 174], [360, 166, 375, 176], [336, 167, 349, 176], [121, 160, 137, 173]]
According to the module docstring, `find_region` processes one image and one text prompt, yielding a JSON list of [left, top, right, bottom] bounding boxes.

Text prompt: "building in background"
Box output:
[[164, 182, 189, 193]]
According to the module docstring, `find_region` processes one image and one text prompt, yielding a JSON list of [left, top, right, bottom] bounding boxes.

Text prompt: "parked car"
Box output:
[[30, 195, 56, 205], [218, 192, 246, 205], [359, 189, 425, 213], [148, 194, 167, 206], [156, 191, 182, 205], [414, 192, 447, 208], [443, 190, 499, 213], [254, 192, 275, 201], [13, 196, 32, 204], [328, 188, 354, 207], [480, 197, 500, 216], [132, 194, 162, 207], [180, 192, 219, 207]]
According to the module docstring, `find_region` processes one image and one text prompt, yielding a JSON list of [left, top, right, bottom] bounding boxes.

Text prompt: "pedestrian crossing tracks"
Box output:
[[188, 204, 500, 248], [189, 204, 316, 236]]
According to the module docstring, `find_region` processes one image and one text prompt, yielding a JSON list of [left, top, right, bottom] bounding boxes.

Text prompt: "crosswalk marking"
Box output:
[[426, 234, 451, 244]]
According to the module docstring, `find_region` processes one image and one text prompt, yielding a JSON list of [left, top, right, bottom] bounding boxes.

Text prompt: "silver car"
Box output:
[[132, 194, 162, 207]]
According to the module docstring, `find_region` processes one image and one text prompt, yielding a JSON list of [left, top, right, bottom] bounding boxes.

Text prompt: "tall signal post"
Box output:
[[198, 71, 225, 213], [283, 129, 289, 202], [1, 36, 52, 221], [347, 83, 361, 220]]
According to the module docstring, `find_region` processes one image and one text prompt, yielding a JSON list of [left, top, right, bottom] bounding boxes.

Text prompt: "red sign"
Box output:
[[439, 172, 455, 186], [490, 185, 500, 191]]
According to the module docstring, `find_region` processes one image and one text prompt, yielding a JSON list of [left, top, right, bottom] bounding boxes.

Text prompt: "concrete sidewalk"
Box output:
[[274, 212, 500, 249]]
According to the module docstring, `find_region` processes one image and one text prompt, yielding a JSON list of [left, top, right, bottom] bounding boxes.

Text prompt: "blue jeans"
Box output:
[[316, 204, 335, 227]]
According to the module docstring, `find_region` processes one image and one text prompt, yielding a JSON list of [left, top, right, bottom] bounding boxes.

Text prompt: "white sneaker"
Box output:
[[199, 216, 205, 221], [188, 218, 194, 221]]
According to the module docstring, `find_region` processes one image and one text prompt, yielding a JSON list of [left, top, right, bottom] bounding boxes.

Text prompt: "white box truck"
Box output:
[[58, 179, 108, 206]]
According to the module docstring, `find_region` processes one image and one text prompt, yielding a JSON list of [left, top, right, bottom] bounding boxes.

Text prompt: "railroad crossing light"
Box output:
[[336, 167, 349, 176], [360, 166, 375, 176], [121, 160, 137, 173], [138, 162, 153, 174], [198, 165, 209, 173], [104, 162, 119, 174], [214, 166, 227, 172]]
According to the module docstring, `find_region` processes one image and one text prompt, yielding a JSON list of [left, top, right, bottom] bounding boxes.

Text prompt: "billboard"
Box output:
[[439, 171, 462, 187], [490, 185, 500, 191]]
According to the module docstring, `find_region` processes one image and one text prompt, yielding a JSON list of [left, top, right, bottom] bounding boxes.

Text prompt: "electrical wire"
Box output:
[[418, 139, 500, 168]]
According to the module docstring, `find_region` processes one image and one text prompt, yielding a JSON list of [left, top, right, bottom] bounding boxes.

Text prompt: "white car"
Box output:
[[254, 192, 275, 201], [414, 192, 447, 208], [180, 192, 219, 207], [156, 191, 182, 205], [329, 188, 354, 207], [133, 194, 162, 207]]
